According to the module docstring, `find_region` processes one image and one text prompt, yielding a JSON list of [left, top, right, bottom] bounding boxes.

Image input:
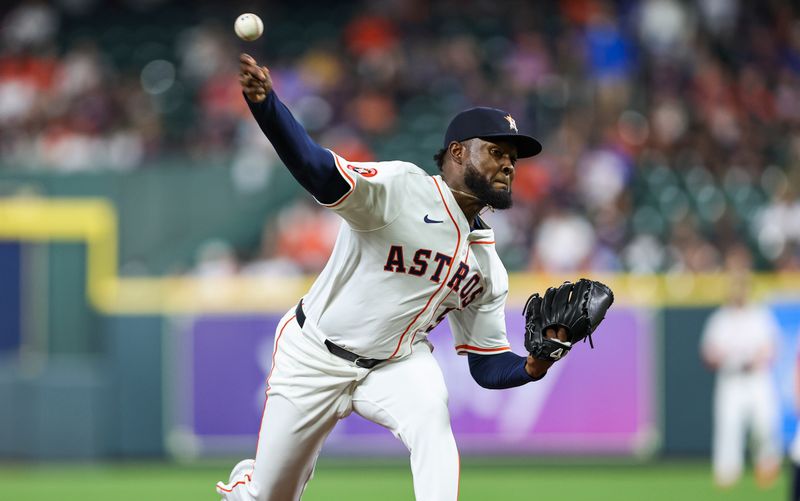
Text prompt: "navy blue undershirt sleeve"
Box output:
[[467, 352, 541, 389], [245, 91, 350, 204]]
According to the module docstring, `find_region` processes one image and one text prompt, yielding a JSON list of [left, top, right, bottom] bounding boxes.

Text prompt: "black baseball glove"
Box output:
[[523, 278, 614, 361]]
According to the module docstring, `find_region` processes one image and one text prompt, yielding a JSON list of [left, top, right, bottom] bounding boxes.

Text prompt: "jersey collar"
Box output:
[[435, 176, 496, 242]]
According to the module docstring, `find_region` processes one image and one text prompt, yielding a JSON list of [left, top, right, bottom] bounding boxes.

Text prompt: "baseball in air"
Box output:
[[234, 13, 263, 41]]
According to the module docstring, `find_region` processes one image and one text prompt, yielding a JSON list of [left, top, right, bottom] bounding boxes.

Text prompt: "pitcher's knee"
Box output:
[[412, 398, 450, 426], [405, 415, 457, 455]]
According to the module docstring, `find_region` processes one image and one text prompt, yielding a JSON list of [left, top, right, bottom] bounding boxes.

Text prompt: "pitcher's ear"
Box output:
[[448, 141, 464, 165]]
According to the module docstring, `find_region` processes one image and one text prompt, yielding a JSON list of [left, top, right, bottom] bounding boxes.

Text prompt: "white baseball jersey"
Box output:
[[300, 151, 512, 360], [701, 304, 778, 375]]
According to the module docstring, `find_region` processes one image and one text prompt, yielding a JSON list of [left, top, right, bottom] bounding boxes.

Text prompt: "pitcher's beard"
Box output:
[[463, 162, 513, 210]]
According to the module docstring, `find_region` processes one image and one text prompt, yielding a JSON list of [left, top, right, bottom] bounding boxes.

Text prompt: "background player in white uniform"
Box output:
[[791, 335, 800, 501], [700, 247, 780, 489], [215, 53, 572, 501]]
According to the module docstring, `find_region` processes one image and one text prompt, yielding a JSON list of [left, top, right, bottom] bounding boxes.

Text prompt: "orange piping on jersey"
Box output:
[[411, 239, 494, 345], [457, 452, 461, 500], [332, 152, 355, 186], [217, 473, 252, 493], [409, 240, 475, 346], [455, 344, 511, 352], [388, 177, 461, 360], [324, 153, 357, 208], [254, 313, 296, 454]]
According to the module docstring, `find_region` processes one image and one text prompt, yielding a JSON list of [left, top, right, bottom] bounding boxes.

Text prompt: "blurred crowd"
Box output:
[[2, 0, 800, 274]]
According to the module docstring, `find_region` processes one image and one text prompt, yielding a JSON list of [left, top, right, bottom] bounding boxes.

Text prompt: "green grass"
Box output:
[[0, 459, 789, 500]]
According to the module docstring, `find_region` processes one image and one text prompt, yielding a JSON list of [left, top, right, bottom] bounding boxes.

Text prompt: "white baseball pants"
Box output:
[[711, 373, 780, 485], [791, 425, 800, 464], [216, 308, 460, 500]]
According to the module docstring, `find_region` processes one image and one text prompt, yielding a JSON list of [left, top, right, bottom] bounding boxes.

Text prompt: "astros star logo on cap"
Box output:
[[504, 114, 517, 132], [443, 107, 541, 157]]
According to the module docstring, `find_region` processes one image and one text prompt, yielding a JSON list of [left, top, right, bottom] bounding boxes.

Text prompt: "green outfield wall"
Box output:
[[0, 164, 301, 274], [661, 308, 715, 456]]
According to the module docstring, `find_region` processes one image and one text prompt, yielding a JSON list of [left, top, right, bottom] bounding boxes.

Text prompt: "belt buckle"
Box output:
[[352, 356, 366, 368]]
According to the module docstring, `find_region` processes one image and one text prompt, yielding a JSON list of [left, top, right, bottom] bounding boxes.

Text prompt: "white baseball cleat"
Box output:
[[216, 458, 255, 500]]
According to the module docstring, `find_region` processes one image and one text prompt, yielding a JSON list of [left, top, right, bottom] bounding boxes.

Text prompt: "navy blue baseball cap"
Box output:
[[443, 107, 542, 158]]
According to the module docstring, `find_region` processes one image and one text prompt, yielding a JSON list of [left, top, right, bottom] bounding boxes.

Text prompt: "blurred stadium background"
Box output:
[[0, 0, 798, 499]]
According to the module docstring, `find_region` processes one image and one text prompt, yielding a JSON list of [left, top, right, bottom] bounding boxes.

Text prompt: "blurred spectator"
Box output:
[[637, 0, 694, 61], [2, 0, 58, 51], [273, 199, 340, 274], [191, 238, 240, 301], [753, 184, 800, 266], [667, 218, 722, 272], [576, 146, 631, 209], [623, 233, 667, 272], [700, 246, 781, 488], [698, 0, 739, 38], [193, 239, 238, 277], [239, 221, 303, 278], [530, 204, 596, 272], [583, 3, 634, 114]]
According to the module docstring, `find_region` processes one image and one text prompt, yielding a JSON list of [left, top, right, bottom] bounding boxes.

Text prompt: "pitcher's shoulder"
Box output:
[[374, 160, 429, 177], [334, 157, 428, 180]]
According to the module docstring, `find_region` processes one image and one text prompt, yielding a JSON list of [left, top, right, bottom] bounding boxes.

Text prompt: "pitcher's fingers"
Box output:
[[240, 77, 262, 92], [240, 65, 264, 82], [250, 66, 267, 82], [544, 327, 569, 342]]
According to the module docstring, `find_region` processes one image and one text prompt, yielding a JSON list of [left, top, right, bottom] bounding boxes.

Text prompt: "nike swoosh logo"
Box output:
[[424, 214, 443, 224]]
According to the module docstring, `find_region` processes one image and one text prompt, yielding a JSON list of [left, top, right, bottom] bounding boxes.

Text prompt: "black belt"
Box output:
[[295, 301, 386, 369]]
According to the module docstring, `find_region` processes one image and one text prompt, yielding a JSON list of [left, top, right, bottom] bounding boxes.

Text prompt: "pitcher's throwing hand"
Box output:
[[238, 53, 271, 103]]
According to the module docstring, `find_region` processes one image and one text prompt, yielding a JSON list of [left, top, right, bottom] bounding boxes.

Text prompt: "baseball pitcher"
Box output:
[[215, 53, 614, 501]]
